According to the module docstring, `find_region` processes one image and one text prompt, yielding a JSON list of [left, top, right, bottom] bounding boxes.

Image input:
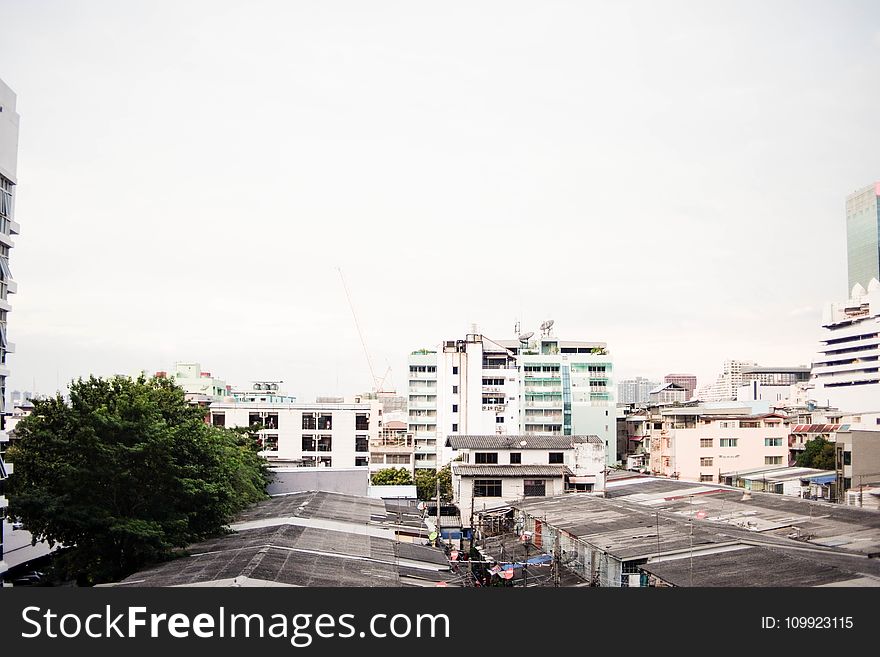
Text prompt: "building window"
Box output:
[[509, 452, 521, 464], [523, 480, 546, 497], [719, 438, 738, 447], [843, 451, 852, 466], [700, 457, 713, 467], [318, 414, 332, 430], [765, 456, 783, 465], [549, 452, 563, 464], [318, 456, 332, 467], [301, 456, 316, 467], [764, 437, 782, 447], [474, 479, 502, 497], [262, 435, 278, 452], [452, 385, 458, 394], [302, 435, 315, 452], [302, 413, 317, 430], [496, 416, 504, 423], [700, 474, 714, 482], [249, 412, 262, 427], [355, 457, 369, 467], [453, 366, 459, 374], [211, 413, 225, 427], [264, 413, 279, 429], [355, 435, 369, 452], [452, 423, 458, 432], [317, 435, 332, 452], [700, 439, 713, 448], [475, 452, 498, 464], [356, 414, 369, 431], [452, 404, 458, 413]]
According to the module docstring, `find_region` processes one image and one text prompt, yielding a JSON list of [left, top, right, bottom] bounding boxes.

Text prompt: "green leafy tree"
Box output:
[[414, 465, 452, 502], [796, 437, 836, 470], [370, 467, 413, 486], [6, 375, 270, 585]]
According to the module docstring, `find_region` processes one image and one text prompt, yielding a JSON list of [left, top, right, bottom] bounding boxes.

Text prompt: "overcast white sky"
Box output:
[[1, 0, 879, 400]]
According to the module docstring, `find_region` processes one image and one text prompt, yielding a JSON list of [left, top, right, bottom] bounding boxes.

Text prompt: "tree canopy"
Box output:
[[795, 437, 836, 470], [414, 465, 453, 502], [370, 467, 413, 486], [6, 375, 269, 585]]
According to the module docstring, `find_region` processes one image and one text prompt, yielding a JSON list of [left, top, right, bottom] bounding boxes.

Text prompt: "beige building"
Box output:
[[648, 407, 789, 483]]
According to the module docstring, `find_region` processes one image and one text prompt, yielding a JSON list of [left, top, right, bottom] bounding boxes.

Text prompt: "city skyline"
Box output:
[[1, 1, 880, 401]]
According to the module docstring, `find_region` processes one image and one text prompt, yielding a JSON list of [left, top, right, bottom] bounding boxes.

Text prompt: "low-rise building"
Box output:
[[446, 434, 605, 527], [834, 428, 880, 504], [648, 382, 687, 405], [647, 407, 789, 483], [719, 465, 835, 499], [209, 395, 380, 469]]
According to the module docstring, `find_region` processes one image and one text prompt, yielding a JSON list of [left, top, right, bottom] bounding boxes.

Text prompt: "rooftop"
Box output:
[[507, 476, 880, 576], [446, 435, 603, 450], [108, 492, 460, 588], [453, 464, 572, 477]]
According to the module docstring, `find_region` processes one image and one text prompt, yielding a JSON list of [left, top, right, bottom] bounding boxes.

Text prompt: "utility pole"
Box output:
[[553, 529, 561, 587]]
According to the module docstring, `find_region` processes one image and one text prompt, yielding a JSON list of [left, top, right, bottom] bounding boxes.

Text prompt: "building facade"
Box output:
[[697, 360, 757, 401], [158, 362, 230, 403], [617, 377, 660, 404], [209, 397, 380, 469], [407, 327, 616, 471], [846, 182, 880, 294], [369, 419, 415, 476], [648, 382, 687, 405], [834, 429, 880, 504], [0, 78, 21, 580], [647, 407, 789, 483], [810, 279, 880, 413], [447, 434, 605, 527], [664, 374, 696, 400]]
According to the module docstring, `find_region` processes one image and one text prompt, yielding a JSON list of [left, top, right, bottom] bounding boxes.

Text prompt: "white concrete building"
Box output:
[[446, 434, 605, 526], [647, 407, 790, 483], [160, 362, 230, 402], [209, 397, 380, 469], [369, 419, 415, 476], [617, 377, 660, 404], [406, 350, 438, 470], [697, 360, 757, 401], [810, 279, 880, 413], [0, 78, 21, 580], [408, 325, 616, 470]]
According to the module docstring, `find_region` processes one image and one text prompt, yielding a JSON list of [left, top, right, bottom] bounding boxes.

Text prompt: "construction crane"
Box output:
[[337, 267, 393, 394]]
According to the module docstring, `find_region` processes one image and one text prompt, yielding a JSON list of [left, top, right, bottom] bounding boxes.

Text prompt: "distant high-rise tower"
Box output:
[[846, 182, 880, 293], [664, 374, 697, 400], [0, 76, 21, 579]]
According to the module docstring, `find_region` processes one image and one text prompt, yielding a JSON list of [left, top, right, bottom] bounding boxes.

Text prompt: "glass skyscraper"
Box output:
[[846, 182, 880, 293]]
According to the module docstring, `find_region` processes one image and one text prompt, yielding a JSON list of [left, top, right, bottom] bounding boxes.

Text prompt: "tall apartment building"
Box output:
[[0, 78, 20, 579], [664, 374, 697, 400], [846, 182, 880, 294], [811, 280, 880, 412], [407, 350, 439, 470], [407, 326, 616, 469], [697, 360, 757, 401], [617, 377, 660, 404]]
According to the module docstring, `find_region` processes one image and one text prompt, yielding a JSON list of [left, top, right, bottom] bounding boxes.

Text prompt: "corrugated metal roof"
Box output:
[[452, 464, 572, 477], [446, 435, 602, 450]]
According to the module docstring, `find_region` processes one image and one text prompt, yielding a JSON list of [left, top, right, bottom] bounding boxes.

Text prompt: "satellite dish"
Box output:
[[545, 319, 554, 330], [518, 331, 534, 342]]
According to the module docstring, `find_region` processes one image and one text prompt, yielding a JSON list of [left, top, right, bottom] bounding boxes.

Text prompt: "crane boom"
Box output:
[[337, 267, 379, 391]]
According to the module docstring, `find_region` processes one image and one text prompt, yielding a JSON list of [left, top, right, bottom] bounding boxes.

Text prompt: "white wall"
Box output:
[[455, 476, 566, 527], [211, 401, 379, 468], [0, 79, 19, 183]]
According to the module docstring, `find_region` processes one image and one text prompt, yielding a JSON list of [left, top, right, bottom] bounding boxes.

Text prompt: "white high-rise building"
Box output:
[[0, 78, 21, 580], [617, 377, 660, 404], [697, 360, 757, 401], [810, 279, 880, 413], [407, 324, 617, 469]]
